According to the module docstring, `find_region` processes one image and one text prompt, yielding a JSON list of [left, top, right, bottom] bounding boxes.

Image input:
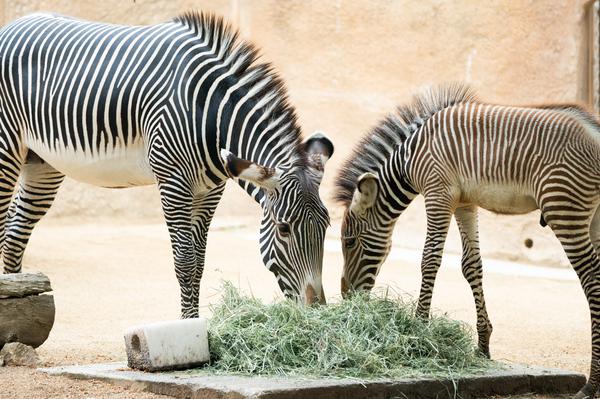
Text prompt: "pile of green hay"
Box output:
[[203, 283, 493, 379]]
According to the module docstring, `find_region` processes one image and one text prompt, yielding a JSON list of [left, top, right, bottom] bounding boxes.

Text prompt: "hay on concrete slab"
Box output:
[[202, 283, 493, 379]]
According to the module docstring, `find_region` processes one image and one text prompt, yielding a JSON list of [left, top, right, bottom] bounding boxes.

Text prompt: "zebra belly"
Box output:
[[25, 141, 156, 188], [459, 183, 538, 215]]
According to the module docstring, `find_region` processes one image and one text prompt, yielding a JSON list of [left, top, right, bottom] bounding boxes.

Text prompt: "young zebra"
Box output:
[[0, 12, 334, 317], [335, 84, 600, 398]]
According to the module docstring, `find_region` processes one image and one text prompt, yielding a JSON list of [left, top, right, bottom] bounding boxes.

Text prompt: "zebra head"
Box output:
[[221, 133, 334, 305], [340, 172, 394, 297]]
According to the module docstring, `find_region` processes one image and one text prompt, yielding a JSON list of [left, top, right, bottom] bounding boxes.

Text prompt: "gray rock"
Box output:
[[0, 342, 39, 367], [0, 294, 55, 348], [0, 273, 52, 298]]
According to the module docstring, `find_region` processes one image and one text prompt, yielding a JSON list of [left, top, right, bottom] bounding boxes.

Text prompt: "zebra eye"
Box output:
[[345, 237, 357, 248], [278, 223, 291, 236]]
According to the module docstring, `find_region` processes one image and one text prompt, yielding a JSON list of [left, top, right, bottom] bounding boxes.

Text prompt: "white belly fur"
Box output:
[[26, 140, 156, 188], [458, 182, 538, 214]]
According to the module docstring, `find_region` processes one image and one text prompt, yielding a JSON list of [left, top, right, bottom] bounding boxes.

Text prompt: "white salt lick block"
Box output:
[[124, 318, 209, 371]]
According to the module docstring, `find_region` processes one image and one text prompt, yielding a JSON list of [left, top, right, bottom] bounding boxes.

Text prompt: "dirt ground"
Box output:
[[0, 215, 591, 398]]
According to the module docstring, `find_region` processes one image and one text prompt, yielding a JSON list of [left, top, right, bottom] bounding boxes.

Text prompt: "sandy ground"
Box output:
[[0, 214, 591, 398]]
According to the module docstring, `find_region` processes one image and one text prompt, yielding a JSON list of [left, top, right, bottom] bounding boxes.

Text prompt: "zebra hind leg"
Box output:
[[454, 206, 493, 358], [190, 183, 225, 310], [3, 160, 64, 273], [546, 207, 600, 399], [415, 193, 454, 318]]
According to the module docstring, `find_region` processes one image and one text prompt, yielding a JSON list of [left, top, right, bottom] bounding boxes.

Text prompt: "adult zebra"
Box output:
[[335, 84, 600, 398], [0, 12, 334, 317]]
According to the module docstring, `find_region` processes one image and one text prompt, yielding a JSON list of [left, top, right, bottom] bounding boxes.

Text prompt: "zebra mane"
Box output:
[[173, 12, 303, 162], [534, 103, 600, 133], [334, 83, 478, 206]]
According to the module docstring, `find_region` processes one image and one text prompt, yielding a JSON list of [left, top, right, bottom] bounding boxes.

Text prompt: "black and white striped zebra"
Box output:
[[335, 84, 600, 398], [0, 12, 334, 317]]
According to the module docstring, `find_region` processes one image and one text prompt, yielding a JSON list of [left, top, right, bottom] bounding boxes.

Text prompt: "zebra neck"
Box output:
[[175, 31, 303, 197], [214, 85, 302, 203], [374, 155, 418, 222]]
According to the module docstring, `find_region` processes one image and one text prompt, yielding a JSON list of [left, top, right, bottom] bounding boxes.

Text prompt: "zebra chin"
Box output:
[[304, 282, 326, 305]]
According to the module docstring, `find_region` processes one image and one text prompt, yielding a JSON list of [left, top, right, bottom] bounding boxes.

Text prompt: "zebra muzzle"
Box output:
[[305, 284, 326, 305], [341, 277, 350, 298]]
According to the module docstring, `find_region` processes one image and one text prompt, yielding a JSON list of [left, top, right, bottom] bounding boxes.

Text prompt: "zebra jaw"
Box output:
[[220, 149, 281, 190]]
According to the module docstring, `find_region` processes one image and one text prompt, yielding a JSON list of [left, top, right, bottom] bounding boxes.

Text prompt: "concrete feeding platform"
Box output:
[[40, 362, 585, 399]]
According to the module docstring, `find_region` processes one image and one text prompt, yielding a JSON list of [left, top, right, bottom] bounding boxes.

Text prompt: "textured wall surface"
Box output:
[[0, 1, 592, 265]]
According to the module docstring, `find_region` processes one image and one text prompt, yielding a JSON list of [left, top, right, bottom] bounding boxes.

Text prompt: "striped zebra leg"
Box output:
[[0, 135, 25, 273], [3, 162, 64, 273], [455, 206, 493, 358], [157, 180, 198, 319], [190, 183, 226, 310], [415, 194, 454, 318], [545, 205, 600, 399]]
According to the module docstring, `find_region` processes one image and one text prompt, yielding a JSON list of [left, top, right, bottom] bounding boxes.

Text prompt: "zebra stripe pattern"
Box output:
[[0, 12, 334, 317], [335, 84, 600, 398]]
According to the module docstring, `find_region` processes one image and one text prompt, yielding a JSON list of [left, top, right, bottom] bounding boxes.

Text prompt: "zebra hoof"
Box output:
[[476, 347, 491, 359], [573, 383, 597, 399], [475, 345, 492, 359]]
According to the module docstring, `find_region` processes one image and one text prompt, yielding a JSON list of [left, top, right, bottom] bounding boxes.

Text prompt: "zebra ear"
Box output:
[[303, 132, 334, 172], [350, 172, 379, 214], [220, 149, 280, 190]]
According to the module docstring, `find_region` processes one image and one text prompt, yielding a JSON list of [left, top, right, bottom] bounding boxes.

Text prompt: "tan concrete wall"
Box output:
[[0, 1, 593, 265]]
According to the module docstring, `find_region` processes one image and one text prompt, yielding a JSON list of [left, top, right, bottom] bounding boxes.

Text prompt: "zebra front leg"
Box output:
[[158, 181, 198, 318], [190, 183, 225, 309], [0, 143, 26, 273], [3, 161, 64, 272], [546, 207, 600, 399], [415, 195, 453, 318], [455, 206, 493, 358]]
